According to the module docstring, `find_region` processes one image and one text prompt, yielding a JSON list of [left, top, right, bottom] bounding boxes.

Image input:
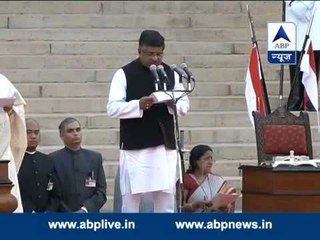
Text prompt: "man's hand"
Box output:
[[164, 99, 174, 109], [139, 96, 155, 110], [192, 200, 212, 211]]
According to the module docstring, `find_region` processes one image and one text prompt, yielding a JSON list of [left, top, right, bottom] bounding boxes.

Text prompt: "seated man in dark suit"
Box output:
[[49, 117, 107, 213], [18, 119, 55, 212]]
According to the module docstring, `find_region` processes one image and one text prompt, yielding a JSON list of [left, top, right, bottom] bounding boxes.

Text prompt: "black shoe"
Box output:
[[287, 97, 302, 111]]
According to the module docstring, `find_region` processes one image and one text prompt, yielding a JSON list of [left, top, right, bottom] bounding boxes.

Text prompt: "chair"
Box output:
[[252, 106, 313, 165]]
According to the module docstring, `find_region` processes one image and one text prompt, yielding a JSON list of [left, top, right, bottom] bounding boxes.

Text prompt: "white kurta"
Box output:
[[107, 68, 189, 195], [310, 1, 320, 51], [285, 1, 315, 50], [0, 74, 27, 212]]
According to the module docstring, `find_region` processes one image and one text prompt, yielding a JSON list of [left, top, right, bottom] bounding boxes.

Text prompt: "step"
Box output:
[[184, 54, 267, 68], [102, 196, 243, 212], [8, 13, 279, 29], [0, 54, 276, 69], [0, 1, 279, 15], [102, 197, 243, 212], [27, 109, 278, 131], [0, 55, 170, 69], [162, 111, 249, 128], [16, 83, 108, 98], [40, 125, 257, 144], [0, 42, 50, 55], [25, 113, 119, 129], [3, 69, 97, 83], [14, 80, 291, 98], [103, 159, 256, 179], [105, 176, 242, 202], [187, 126, 320, 144], [36, 142, 320, 163], [185, 67, 285, 83], [189, 81, 290, 97], [5, 66, 285, 84], [23, 96, 285, 113], [25, 97, 107, 113], [37, 123, 320, 149], [101, 194, 243, 213], [0, 28, 267, 42], [37, 127, 256, 147], [233, 41, 268, 55], [100, 196, 113, 213], [0, 55, 185, 69], [51, 41, 243, 56], [0, 1, 103, 14], [9, 14, 192, 29], [123, 1, 278, 15], [39, 128, 119, 146]]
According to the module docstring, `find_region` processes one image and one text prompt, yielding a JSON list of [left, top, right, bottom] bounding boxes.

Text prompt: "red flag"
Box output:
[[245, 44, 267, 126], [302, 40, 318, 111]]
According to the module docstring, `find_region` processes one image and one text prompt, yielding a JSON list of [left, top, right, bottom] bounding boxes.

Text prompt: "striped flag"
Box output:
[[302, 40, 318, 112], [245, 43, 268, 126]]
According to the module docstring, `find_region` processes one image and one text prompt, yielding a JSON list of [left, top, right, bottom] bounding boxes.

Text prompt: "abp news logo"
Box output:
[[267, 22, 296, 65]]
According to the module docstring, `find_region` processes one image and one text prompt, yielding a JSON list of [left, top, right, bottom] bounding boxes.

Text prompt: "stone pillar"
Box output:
[[0, 160, 18, 212]]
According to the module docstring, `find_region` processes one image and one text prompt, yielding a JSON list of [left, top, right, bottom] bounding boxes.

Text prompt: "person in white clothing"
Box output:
[[0, 74, 27, 212], [107, 30, 190, 212], [286, 1, 320, 110], [310, 1, 320, 79]]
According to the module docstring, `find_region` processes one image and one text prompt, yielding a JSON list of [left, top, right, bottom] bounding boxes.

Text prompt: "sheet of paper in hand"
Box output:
[[150, 91, 184, 104], [211, 193, 239, 207], [0, 98, 15, 108]]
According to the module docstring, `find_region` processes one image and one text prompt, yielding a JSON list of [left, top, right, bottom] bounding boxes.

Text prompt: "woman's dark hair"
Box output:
[[186, 144, 213, 173], [138, 30, 165, 49]]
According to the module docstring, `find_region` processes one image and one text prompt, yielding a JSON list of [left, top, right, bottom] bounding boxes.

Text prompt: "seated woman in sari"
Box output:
[[181, 144, 236, 213]]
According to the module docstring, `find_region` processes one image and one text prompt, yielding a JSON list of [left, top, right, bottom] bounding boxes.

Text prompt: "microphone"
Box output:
[[149, 64, 160, 91], [170, 64, 187, 89], [170, 64, 188, 79], [156, 65, 168, 91], [180, 63, 193, 91], [180, 63, 194, 81]]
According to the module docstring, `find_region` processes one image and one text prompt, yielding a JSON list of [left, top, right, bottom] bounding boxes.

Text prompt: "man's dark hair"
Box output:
[[138, 30, 165, 49], [59, 117, 81, 134]]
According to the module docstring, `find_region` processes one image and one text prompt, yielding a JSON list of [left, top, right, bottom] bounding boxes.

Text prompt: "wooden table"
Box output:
[[240, 165, 320, 212]]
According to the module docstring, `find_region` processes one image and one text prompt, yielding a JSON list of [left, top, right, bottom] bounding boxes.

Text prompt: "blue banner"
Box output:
[[267, 50, 296, 64], [0, 213, 317, 239]]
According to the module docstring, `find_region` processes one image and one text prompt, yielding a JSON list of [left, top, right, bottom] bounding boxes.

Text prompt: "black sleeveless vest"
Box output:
[[120, 59, 176, 150]]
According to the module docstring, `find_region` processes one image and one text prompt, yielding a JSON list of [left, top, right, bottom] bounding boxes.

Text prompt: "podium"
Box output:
[[0, 160, 18, 212], [240, 165, 320, 212]]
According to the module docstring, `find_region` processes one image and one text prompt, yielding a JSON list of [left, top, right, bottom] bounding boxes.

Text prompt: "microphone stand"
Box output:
[[171, 97, 186, 213], [168, 76, 194, 213], [279, 0, 286, 107]]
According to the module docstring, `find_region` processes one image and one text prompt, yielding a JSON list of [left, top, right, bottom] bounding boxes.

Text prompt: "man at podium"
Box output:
[[107, 30, 189, 212]]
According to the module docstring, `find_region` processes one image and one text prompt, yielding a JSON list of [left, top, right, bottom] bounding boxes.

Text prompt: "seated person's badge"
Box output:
[[47, 180, 54, 191], [85, 171, 96, 187]]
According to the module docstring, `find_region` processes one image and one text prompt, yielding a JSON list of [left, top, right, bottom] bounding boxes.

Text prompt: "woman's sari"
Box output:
[[184, 173, 236, 212]]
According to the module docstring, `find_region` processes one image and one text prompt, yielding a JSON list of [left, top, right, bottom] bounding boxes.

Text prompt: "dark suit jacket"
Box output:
[[48, 147, 107, 212], [18, 151, 55, 212]]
